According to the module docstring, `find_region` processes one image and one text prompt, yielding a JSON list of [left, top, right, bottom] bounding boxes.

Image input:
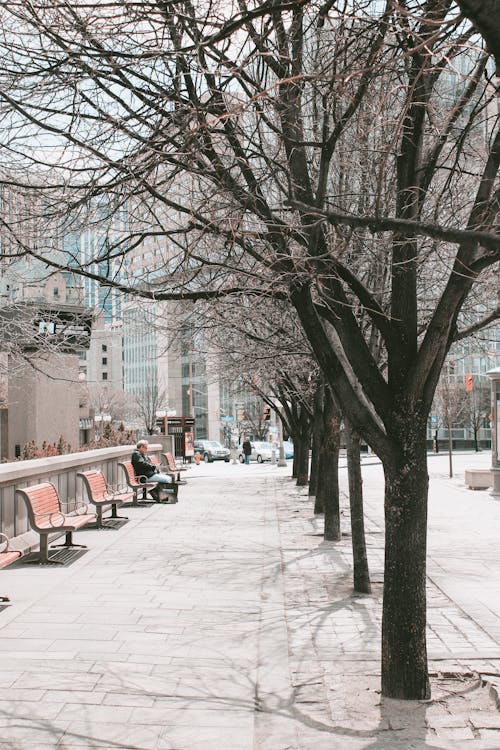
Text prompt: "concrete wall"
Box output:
[[7, 354, 80, 458]]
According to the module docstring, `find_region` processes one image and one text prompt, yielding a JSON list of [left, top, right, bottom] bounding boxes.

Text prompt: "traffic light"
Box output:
[[263, 405, 271, 421], [237, 408, 245, 422], [464, 374, 473, 392]]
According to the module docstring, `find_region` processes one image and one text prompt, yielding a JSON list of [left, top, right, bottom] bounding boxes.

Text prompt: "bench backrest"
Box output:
[[78, 470, 108, 502], [16, 482, 61, 527], [119, 461, 138, 487], [163, 452, 177, 471]]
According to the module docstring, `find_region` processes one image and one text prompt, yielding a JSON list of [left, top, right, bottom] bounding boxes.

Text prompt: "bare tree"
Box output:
[[433, 368, 469, 477], [134, 382, 169, 436], [464, 377, 491, 451], [0, 1, 499, 700]]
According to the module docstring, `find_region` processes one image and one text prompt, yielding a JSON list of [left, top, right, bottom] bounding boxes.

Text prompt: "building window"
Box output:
[[102, 357, 107, 365], [102, 372, 108, 381], [53, 287, 59, 298], [102, 344, 107, 352]]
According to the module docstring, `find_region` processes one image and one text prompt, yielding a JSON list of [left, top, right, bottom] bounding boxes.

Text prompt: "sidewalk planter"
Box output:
[[464, 469, 493, 490]]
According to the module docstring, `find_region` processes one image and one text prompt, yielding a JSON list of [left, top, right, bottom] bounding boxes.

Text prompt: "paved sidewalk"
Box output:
[[0, 454, 499, 749]]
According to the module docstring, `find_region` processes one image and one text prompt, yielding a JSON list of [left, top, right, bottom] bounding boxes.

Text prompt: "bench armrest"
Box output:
[[0, 533, 21, 555], [33, 511, 68, 528], [135, 474, 156, 484]]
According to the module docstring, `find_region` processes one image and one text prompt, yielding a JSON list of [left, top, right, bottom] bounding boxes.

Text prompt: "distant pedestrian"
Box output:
[[242, 438, 252, 465]]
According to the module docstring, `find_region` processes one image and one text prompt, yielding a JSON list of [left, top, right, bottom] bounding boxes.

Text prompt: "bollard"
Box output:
[[194, 452, 201, 465]]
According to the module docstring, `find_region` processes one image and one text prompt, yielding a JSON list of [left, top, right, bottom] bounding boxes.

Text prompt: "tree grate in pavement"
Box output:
[[10, 548, 88, 566], [79, 518, 129, 531]]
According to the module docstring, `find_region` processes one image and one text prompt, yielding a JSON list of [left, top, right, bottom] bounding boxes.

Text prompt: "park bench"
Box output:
[[15, 482, 95, 564], [148, 456, 179, 502], [77, 470, 131, 529], [118, 461, 158, 506], [162, 452, 189, 483], [0, 533, 22, 602]]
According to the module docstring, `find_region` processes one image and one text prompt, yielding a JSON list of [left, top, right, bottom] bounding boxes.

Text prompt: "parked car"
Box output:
[[283, 440, 294, 459], [238, 441, 273, 463], [194, 440, 230, 463]]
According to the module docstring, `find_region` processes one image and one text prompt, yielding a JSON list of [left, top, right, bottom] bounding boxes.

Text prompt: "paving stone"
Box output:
[[1, 458, 500, 749]]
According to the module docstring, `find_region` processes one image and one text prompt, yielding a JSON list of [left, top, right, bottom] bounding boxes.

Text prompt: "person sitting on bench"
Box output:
[[131, 440, 177, 502]]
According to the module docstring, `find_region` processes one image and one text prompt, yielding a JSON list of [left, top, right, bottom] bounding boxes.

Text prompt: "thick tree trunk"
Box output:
[[309, 433, 320, 496], [309, 383, 324, 498], [381, 424, 430, 699], [314, 453, 325, 514], [345, 420, 371, 594], [295, 433, 310, 486], [294, 408, 311, 487], [318, 388, 341, 541]]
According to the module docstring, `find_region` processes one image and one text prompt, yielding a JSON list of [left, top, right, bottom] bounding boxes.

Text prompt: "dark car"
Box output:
[[194, 440, 230, 463]]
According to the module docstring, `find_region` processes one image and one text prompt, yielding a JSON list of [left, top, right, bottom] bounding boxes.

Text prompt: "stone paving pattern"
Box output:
[[0, 452, 499, 748]]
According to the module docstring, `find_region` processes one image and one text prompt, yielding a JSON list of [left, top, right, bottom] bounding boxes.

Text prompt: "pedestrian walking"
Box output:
[[242, 438, 252, 465]]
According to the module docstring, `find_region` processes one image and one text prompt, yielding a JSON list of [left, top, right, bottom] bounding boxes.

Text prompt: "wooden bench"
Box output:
[[0, 533, 22, 602], [148, 456, 179, 502], [118, 461, 158, 506], [162, 452, 189, 483], [15, 482, 96, 564], [77, 470, 131, 528]]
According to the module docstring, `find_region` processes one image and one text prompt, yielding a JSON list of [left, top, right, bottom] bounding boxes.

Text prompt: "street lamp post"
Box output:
[[486, 367, 500, 498]]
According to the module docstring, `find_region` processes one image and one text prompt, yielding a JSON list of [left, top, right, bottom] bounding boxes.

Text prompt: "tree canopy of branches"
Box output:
[[0, 0, 499, 700]]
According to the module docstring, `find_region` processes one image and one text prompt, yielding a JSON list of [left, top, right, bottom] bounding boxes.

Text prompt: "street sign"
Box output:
[[221, 416, 234, 423]]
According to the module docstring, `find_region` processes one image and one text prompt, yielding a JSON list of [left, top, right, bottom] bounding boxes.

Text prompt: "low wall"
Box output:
[[0, 443, 163, 543]]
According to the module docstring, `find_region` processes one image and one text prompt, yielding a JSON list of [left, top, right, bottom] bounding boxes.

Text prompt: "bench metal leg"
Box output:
[[96, 507, 104, 529], [51, 531, 87, 550], [126, 488, 155, 507], [97, 504, 129, 529], [110, 504, 128, 520], [38, 535, 63, 565]]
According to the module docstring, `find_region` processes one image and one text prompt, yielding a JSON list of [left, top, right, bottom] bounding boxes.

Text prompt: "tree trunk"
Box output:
[[381, 424, 430, 699], [473, 427, 479, 452], [345, 420, 371, 594], [309, 383, 324, 498], [295, 433, 310, 486], [319, 388, 341, 541], [314, 452, 325, 514], [309, 432, 320, 496], [448, 420, 453, 478]]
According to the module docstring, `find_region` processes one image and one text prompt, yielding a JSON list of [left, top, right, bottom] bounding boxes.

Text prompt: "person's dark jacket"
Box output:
[[131, 450, 156, 480], [242, 440, 252, 456]]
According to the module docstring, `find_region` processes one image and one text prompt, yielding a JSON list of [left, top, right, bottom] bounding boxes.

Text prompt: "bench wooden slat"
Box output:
[[15, 482, 96, 564], [118, 461, 158, 506], [77, 470, 131, 528], [0, 533, 22, 601], [162, 453, 189, 483]]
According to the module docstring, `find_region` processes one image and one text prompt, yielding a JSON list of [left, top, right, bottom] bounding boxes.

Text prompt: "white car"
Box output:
[[239, 441, 273, 463]]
